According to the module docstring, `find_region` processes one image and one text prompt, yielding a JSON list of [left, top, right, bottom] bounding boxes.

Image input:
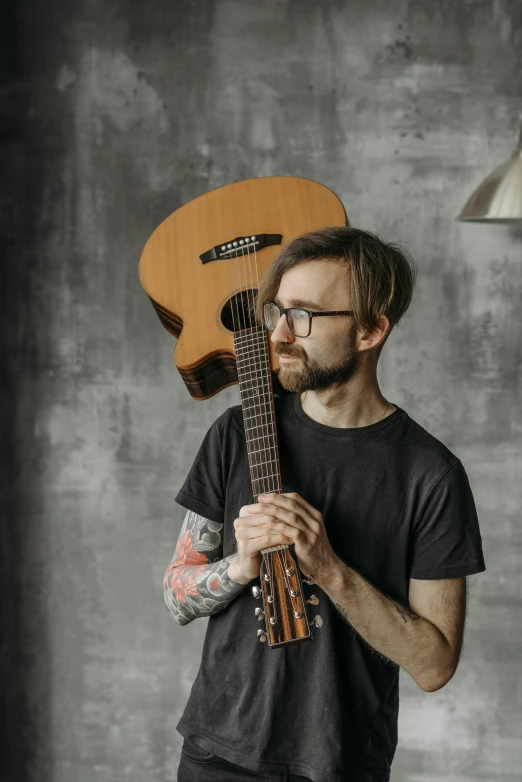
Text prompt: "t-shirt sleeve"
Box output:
[[410, 460, 486, 579], [174, 409, 230, 524]]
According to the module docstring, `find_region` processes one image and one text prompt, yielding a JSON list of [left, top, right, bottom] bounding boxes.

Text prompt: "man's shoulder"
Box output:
[[398, 408, 461, 478]]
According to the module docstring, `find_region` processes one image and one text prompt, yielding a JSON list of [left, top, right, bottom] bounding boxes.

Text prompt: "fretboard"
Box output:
[[234, 326, 282, 500]]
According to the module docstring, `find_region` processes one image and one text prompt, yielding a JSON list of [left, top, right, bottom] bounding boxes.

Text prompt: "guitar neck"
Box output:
[[234, 326, 282, 501]]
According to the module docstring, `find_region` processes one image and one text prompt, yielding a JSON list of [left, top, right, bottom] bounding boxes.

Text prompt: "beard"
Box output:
[[275, 326, 358, 393]]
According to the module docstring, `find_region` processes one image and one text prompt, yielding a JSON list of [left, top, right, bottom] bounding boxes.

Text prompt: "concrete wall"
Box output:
[[2, 1, 521, 780]]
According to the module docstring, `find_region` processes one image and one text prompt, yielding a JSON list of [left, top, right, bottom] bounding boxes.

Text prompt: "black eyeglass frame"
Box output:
[[263, 301, 354, 338]]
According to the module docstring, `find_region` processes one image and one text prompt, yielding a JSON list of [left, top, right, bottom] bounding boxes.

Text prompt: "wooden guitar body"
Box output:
[[139, 176, 347, 399]]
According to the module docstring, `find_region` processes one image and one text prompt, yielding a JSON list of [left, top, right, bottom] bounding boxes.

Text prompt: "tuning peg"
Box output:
[[311, 615, 323, 628], [252, 586, 261, 599], [257, 629, 267, 642], [306, 594, 319, 606], [255, 607, 265, 620]]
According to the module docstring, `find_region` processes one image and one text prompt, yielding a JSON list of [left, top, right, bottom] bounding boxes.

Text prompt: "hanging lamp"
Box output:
[[457, 125, 522, 222]]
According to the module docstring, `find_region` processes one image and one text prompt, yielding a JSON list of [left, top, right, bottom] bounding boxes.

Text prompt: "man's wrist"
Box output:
[[316, 555, 351, 593], [227, 556, 251, 585]]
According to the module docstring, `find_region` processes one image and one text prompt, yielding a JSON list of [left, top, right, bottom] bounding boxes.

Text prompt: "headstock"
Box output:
[[251, 545, 323, 647]]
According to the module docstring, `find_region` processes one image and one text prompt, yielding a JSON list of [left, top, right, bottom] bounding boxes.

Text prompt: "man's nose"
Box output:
[[270, 313, 295, 344]]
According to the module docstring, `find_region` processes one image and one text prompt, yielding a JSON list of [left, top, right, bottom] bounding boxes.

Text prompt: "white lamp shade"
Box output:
[[457, 127, 522, 222]]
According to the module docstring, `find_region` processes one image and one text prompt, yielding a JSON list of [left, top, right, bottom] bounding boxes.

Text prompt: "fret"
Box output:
[[236, 358, 270, 373], [234, 329, 265, 344], [241, 405, 272, 414], [235, 336, 268, 350], [242, 409, 275, 422], [238, 384, 272, 394], [239, 387, 272, 401], [245, 433, 276, 445], [240, 401, 273, 412], [234, 336, 267, 348], [235, 347, 270, 362], [244, 419, 276, 429], [238, 376, 272, 388], [247, 434, 277, 451], [237, 367, 271, 381], [248, 456, 279, 468], [247, 445, 278, 458], [236, 356, 270, 369], [238, 377, 271, 390], [251, 473, 281, 483], [234, 326, 264, 338], [241, 400, 274, 412], [234, 333, 268, 348], [250, 462, 279, 473], [234, 340, 267, 355], [244, 431, 277, 444], [242, 408, 273, 419], [239, 390, 272, 401], [239, 385, 271, 398]]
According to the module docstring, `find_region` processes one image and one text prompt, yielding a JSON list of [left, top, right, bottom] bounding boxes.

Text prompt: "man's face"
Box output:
[[270, 260, 358, 393]]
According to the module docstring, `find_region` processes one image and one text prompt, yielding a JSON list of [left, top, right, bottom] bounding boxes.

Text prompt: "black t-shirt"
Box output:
[[174, 392, 486, 782]]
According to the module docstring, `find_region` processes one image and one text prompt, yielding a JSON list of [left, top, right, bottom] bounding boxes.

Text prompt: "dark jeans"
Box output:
[[178, 737, 313, 782]]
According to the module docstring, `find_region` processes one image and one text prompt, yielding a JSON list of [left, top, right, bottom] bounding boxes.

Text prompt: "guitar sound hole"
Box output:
[[221, 289, 258, 333]]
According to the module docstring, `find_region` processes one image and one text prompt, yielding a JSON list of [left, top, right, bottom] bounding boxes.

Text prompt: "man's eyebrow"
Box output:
[[274, 295, 325, 310]]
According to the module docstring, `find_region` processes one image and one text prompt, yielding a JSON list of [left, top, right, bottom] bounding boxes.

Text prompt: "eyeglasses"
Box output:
[[263, 301, 354, 338]]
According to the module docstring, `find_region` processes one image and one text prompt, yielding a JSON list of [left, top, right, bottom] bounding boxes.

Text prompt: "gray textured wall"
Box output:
[[3, 1, 521, 780]]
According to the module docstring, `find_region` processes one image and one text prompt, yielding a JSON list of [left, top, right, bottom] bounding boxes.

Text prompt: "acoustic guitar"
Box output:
[[139, 176, 347, 647]]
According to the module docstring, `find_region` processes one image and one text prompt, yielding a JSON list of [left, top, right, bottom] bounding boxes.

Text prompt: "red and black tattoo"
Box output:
[[163, 510, 246, 625]]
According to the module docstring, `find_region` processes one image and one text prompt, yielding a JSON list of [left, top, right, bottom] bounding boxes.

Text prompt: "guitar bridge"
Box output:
[[200, 234, 282, 264]]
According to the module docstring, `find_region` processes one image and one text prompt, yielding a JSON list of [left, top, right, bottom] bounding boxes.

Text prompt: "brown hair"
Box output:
[[254, 226, 417, 351]]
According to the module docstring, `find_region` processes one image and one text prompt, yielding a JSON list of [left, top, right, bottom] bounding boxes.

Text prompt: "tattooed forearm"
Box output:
[[163, 509, 247, 626]]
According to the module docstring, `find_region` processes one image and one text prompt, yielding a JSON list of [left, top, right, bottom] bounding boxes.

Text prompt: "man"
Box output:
[[163, 227, 486, 782]]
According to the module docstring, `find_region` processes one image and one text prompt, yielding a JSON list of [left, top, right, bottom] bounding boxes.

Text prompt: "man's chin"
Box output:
[[276, 368, 307, 393]]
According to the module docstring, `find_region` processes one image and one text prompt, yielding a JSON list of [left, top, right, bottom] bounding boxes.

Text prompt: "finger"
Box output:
[[235, 514, 278, 531], [257, 505, 309, 535], [237, 519, 291, 539], [242, 533, 294, 555], [239, 503, 267, 517], [282, 492, 323, 523], [259, 494, 318, 531]]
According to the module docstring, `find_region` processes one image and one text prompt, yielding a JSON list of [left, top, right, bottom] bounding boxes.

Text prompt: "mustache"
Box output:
[[274, 346, 304, 358]]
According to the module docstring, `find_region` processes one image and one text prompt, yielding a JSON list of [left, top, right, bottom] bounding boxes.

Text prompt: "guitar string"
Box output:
[[231, 235, 303, 628], [226, 237, 274, 582], [243, 238, 289, 619], [234, 240, 277, 618], [246, 240, 277, 498], [226, 246, 264, 511], [241, 239, 279, 621], [250, 239, 280, 495], [232, 238, 280, 619], [233, 242, 270, 500], [242, 240, 271, 500], [232, 240, 273, 501]]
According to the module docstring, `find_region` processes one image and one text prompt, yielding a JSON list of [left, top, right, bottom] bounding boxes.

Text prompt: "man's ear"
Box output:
[[356, 314, 390, 354]]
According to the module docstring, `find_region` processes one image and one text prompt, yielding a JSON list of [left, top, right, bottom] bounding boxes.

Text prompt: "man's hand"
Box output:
[[229, 491, 340, 587], [228, 499, 295, 584], [257, 492, 340, 586]]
